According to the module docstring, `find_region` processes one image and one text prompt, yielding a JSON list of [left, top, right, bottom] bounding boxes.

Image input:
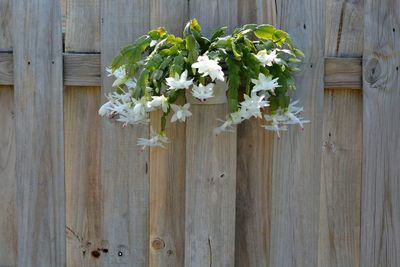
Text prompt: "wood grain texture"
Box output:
[[319, 1, 364, 267], [318, 89, 362, 267], [64, 0, 103, 266], [325, 0, 363, 57], [64, 54, 101, 86], [269, 1, 325, 266], [237, 0, 277, 26], [65, 0, 100, 52], [12, 0, 65, 265], [0, 0, 12, 51], [0, 52, 13, 85], [65, 87, 102, 267], [1, 54, 363, 88], [361, 0, 400, 266], [149, 110, 186, 267], [149, 2, 188, 266], [185, 105, 237, 267], [100, 0, 150, 265], [185, 2, 238, 266], [236, 119, 274, 267], [324, 57, 362, 89], [235, 2, 276, 266], [0, 86, 17, 267]]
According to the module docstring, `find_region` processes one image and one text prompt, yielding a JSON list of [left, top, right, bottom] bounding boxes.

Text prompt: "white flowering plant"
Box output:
[[99, 19, 308, 149]]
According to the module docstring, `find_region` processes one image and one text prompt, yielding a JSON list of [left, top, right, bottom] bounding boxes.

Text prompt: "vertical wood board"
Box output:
[[269, 0, 325, 266], [100, 0, 150, 265], [148, 2, 188, 266], [361, 0, 400, 266], [12, 0, 65, 265]]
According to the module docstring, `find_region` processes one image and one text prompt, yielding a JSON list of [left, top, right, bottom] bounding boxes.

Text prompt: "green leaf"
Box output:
[[273, 30, 288, 46], [254, 24, 276, 40], [226, 57, 241, 113], [185, 34, 196, 50], [210, 26, 227, 40], [148, 27, 167, 39], [189, 18, 202, 32]]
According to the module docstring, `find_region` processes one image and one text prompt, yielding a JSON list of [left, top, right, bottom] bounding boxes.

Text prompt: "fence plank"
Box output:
[[65, 0, 100, 52], [0, 0, 11, 51], [0, 86, 17, 267], [1, 53, 363, 88], [319, 1, 364, 266], [319, 89, 362, 267], [64, 0, 103, 265], [235, 1, 276, 266], [361, 1, 400, 266], [269, 1, 325, 266], [185, 2, 238, 266], [12, 0, 65, 265], [100, 0, 150, 265], [0, 1, 16, 265], [148, 2, 188, 266]]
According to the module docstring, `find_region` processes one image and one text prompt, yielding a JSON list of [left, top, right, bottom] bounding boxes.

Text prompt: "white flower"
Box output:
[[251, 73, 280, 95], [137, 128, 170, 150], [125, 79, 137, 89], [262, 114, 288, 138], [99, 101, 113, 116], [149, 95, 169, 113], [115, 97, 150, 126], [255, 49, 279, 67], [171, 103, 192, 122], [240, 94, 269, 119], [191, 55, 225, 82], [106, 66, 127, 87], [281, 100, 310, 130], [213, 111, 243, 135], [166, 70, 193, 90], [150, 39, 158, 47], [191, 83, 214, 101]]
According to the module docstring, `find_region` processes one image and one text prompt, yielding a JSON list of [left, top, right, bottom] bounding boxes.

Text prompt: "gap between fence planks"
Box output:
[[0, 53, 363, 89]]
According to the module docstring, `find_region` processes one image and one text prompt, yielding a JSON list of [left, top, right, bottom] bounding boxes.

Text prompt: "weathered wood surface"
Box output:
[[64, 0, 102, 265], [12, 0, 65, 265], [0, 0, 12, 51], [0, 1, 16, 265], [2, 54, 362, 88], [324, 57, 362, 89], [0, 52, 13, 85], [325, 0, 363, 57], [100, 0, 149, 265], [319, 1, 364, 266], [0, 86, 17, 267], [65, 0, 100, 52], [319, 89, 362, 267], [64, 54, 101, 86], [185, 1, 238, 266], [269, 1, 325, 266], [149, 2, 187, 266], [361, 0, 400, 266], [236, 119, 274, 267], [235, 1, 276, 266]]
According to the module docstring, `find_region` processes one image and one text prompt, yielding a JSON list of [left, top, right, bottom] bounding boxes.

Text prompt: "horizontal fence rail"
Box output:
[[0, 52, 362, 88]]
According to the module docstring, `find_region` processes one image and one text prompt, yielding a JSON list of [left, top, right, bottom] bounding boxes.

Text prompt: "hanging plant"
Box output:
[[99, 19, 309, 149]]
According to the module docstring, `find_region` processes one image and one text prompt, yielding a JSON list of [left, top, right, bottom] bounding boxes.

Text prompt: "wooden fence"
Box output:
[[0, 0, 398, 266]]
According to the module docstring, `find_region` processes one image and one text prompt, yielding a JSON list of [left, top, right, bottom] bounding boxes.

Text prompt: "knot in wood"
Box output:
[[364, 57, 381, 85], [152, 238, 165, 250]]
